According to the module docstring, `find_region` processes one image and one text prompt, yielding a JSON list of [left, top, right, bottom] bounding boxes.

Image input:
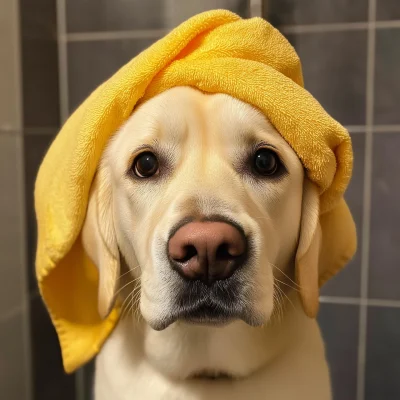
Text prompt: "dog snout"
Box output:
[[168, 221, 247, 285]]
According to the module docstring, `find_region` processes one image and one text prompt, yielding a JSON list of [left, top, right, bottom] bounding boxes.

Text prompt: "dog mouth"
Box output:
[[149, 300, 238, 331], [146, 262, 262, 330], [177, 301, 237, 326], [150, 292, 261, 331], [188, 370, 235, 381]]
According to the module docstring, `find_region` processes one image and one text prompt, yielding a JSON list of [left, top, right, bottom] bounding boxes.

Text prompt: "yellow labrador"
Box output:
[[82, 86, 331, 399]]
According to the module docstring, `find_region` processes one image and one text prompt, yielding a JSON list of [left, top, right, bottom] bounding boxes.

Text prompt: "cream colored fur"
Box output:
[[82, 87, 332, 399]]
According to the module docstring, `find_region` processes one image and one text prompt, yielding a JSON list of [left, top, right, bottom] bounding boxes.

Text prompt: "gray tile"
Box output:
[[0, 135, 25, 316], [66, 0, 165, 32], [0, 0, 21, 131], [374, 29, 400, 125], [24, 134, 55, 293], [83, 362, 95, 400], [66, 0, 248, 33], [369, 133, 400, 300], [365, 306, 400, 399], [266, 0, 368, 27], [376, 0, 400, 21], [317, 303, 359, 400], [321, 134, 364, 297], [163, 0, 249, 28], [286, 31, 367, 126], [0, 312, 29, 400], [20, 0, 60, 129], [30, 295, 76, 400], [68, 39, 157, 113]]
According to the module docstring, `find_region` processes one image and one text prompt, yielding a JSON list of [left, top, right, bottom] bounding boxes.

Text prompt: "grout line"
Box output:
[[320, 296, 400, 308], [357, 1, 376, 399], [346, 125, 367, 133], [0, 129, 20, 135], [56, 0, 70, 124], [367, 299, 400, 308], [281, 19, 400, 34], [24, 126, 59, 136], [13, 0, 33, 396], [282, 21, 369, 34], [14, 125, 400, 136], [373, 124, 400, 133], [320, 296, 361, 305], [15, 133, 34, 400], [7, 125, 400, 137], [76, 366, 86, 400], [59, 19, 400, 43], [10, 124, 400, 137], [66, 29, 168, 42], [375, 19, 400, 29]]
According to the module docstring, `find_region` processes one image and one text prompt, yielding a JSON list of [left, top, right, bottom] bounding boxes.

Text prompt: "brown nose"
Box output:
[[168, 221, 247, 284]]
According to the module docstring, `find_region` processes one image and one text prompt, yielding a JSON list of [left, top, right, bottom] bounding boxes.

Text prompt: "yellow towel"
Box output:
[[35, 9, 356, 373]]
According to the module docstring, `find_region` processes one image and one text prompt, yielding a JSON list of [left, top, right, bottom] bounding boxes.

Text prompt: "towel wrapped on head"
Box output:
[[34, 9, 356, 373]]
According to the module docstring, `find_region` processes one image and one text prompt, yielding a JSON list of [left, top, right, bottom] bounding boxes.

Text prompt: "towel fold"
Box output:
[[34, 9, 356, 373]]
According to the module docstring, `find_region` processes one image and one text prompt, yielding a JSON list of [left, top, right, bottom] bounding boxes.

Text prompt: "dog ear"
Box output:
[[81, 165, 120, 319], [295, 179, 357, 318], [295, 179, 321, 318]]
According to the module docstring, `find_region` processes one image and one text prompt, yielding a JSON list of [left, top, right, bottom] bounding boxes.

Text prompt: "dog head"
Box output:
[[82, 86, 322, 330]]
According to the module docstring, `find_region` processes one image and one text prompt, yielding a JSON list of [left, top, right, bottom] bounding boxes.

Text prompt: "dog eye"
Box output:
[[132, 152, 159, 178], [253, 148, 280, 176]]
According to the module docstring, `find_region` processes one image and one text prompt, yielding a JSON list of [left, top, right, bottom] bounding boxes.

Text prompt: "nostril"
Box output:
[[174, 245, 197, 263], [216, 243, 235, 260]]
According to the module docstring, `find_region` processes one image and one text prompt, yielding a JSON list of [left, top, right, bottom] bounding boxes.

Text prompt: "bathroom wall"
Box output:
[[0, 0, 32, 399], [264, 1, 400, 399]]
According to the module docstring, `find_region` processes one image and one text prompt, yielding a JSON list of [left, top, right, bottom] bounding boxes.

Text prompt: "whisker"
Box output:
[[275, 284, 296, 312], [120, 283, 141, 319], [131, 287, 142, 322], [114, 276, 141, 298], [124, 284, 141, 319], [274, 278, 300, 293], [271, 292, 283, 326], [117, 266, 138, 280], [269, 262, 301, 289], [120, 292, 134, 320]]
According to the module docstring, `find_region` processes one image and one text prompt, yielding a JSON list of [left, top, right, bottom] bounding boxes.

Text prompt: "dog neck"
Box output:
[[97, 293, 316, 378], [94, 294, 330, 400]]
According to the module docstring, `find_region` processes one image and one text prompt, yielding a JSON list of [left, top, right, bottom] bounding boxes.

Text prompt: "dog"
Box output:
[[81, 86, 332, 399]]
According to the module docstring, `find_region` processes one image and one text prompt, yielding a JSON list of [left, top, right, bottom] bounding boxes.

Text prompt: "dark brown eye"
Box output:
[[253, 148, 280, 176], [132, 152, 159, 178]]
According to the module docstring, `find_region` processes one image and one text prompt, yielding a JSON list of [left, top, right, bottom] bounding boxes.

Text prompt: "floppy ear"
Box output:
[[295, 179, 357, 318], [295, 179, 321, 318], [81, 165, 120, 319]]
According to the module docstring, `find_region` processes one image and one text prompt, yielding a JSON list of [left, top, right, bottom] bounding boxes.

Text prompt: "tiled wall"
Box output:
[[19, 0, 77, 398], [0, 0, 32, 399], [264, 0, 400, 399], [3, 0, 398, 399]]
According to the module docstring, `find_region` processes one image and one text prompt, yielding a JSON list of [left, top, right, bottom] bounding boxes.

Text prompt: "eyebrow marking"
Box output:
[[256, 141, 278, 150]]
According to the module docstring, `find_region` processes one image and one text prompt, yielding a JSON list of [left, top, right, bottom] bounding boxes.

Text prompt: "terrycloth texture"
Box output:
[[35, 9, 356, 373]]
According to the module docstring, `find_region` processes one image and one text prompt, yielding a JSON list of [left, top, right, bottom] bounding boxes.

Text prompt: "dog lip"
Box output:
[[179, 303, 236, 322], [148, 301, 238, 331], [148, 305, 263, 331], [170, 299, 245, 327]]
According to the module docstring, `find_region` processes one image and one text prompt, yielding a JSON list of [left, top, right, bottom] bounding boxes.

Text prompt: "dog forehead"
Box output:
[[111, 87, 206, 146], [107, 87, 300, 168]]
